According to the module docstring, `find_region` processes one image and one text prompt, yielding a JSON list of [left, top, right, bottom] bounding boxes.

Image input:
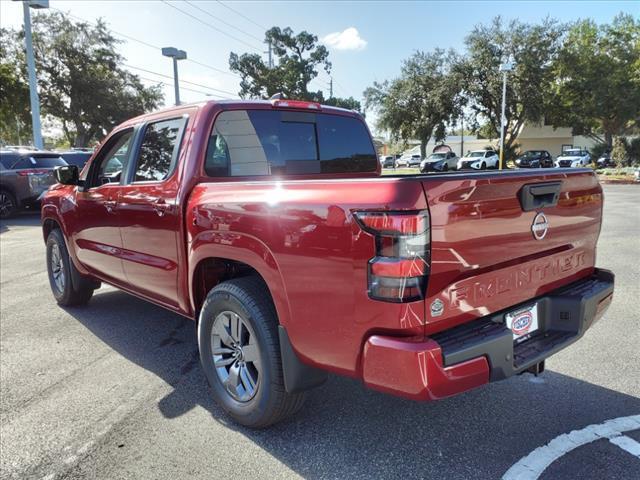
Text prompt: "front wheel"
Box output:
[[46, 229, 95, 306], [481, 162, 487, 170], [198, 277, 306, 428]]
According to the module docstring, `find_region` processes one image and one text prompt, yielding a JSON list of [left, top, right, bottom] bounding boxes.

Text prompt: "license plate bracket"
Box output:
[[505, 303, 539, 343]]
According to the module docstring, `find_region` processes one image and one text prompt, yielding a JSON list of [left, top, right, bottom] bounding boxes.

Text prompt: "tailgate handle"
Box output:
[[519, 182, 561, 211]]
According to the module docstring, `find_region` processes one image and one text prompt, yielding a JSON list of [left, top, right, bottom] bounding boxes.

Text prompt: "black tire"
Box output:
[[0, 190, 17, 219], [443, 163, 449, 171], [46, 229, 95, 306], [198, 276, 306, 428], [481, 162, 487, 170]]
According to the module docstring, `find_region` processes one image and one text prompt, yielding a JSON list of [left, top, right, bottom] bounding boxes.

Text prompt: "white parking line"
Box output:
[[609, 435, 640, 458], [503, 414, 640, 479]]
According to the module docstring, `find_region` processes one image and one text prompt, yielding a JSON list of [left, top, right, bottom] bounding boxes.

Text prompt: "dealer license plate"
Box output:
[[505, 303, 539, 342]]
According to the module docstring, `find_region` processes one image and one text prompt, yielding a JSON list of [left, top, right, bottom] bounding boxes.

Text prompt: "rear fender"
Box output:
[[188, 232, 292, 328]]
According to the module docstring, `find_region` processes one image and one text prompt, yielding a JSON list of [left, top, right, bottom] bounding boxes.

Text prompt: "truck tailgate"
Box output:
[[421, 169, 603, 334]]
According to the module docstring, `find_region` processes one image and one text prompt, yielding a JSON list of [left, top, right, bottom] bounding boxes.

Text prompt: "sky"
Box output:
[[1, 0, 637, 135]]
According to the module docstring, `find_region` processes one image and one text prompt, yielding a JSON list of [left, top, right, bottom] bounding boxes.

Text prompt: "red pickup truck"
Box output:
[[42, 99, 614, 427]]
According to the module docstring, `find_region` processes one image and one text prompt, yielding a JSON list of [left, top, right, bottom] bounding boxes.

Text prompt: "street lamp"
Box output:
[[162, 47, 187, 106], [14, 0, 49, 149], [498, 58, 514, 170]]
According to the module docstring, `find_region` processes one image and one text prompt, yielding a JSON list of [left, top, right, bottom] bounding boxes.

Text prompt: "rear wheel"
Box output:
[[198, 277, 306, 428], [0, 190, 17, 219], [46, 229, 95, 306]]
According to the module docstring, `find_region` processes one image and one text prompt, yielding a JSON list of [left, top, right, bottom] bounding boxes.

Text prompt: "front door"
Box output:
[[118, 117, 187, 308], [73, 129, 134, 284]]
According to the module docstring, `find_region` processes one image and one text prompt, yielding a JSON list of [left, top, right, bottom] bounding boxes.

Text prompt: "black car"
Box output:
[[515, 150, 553, 168]]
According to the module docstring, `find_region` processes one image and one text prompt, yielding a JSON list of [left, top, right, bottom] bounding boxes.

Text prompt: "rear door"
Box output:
[[118, 116, 188, 308], [421, 170, 602, 333]]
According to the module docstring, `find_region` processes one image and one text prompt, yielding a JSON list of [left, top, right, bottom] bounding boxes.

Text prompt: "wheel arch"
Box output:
[[189, 245, 291, 330]]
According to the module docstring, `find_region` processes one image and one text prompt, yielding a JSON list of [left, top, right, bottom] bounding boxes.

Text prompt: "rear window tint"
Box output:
[[1, 155, 67, 169], [205, 110, 376, 177], [29, 156, 68, 168]]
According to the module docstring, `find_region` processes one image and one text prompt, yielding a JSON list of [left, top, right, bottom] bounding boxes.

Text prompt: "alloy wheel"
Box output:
[[211, 310, 261, 402]]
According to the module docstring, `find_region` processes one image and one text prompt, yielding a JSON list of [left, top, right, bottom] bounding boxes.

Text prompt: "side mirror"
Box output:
[[54, 165, 79, 185]]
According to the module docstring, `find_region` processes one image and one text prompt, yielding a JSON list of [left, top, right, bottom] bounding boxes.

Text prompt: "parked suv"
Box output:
[[396, 154, 421, 168], [457, 150, 499, 169], [515, 150, 554, 168], [0, 150, 67, 218]]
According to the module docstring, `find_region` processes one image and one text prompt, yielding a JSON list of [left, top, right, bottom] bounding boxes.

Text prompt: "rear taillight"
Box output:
[[354, 210, 430, 303], [17, 169, 48, 176]]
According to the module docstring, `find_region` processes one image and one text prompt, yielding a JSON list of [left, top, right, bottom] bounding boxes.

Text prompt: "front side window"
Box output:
[[205, 110, 377, 177], [87, 129, 133, 187], [134, 118, 185, 182]]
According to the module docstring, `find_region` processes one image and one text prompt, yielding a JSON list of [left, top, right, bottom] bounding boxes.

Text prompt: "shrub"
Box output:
[[628, 137, 640, 165], [590, 143, 609, 160], [611, 137, 629, 167]]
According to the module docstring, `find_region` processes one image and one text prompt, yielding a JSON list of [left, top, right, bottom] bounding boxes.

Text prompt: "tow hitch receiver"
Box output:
[[523, 360, 545, 376]]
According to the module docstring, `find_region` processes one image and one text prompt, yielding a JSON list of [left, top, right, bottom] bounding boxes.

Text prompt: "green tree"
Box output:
[[230, 27, 330, 101], [0, 27, 31, 145], [2, 11, 163, 147], [547, 14, 640, 147], [323, 96, 361, 112], [229, 26, 357, 109], [363, 49, 462, 158], [456, 16, 563, 153]]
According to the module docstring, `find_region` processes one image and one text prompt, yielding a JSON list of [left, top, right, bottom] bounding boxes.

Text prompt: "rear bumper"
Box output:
[[361, 268, 614, 401]]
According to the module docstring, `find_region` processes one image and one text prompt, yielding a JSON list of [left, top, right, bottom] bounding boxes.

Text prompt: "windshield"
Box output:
[[428, 153, 447, 160], [468, 151, 485, 158], [562, 150, 583, 156]]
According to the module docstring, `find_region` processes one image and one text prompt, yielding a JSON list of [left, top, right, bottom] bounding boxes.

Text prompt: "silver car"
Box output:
[[0, 150, 67, 218]]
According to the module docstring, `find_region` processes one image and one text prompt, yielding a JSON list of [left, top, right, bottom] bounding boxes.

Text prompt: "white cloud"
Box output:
[[322, 27, 367, 51]]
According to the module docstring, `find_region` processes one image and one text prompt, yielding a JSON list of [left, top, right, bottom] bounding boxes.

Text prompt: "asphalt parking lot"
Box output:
[[1, 184, 639, 480]]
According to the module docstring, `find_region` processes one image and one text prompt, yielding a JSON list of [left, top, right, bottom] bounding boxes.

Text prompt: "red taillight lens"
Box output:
[[354, 211, 430, 303], [17, 169, 48, 176]]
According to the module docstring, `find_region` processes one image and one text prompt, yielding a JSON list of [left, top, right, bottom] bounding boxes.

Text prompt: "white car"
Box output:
[[420, 151, 459, 172], [457, 150, 499, 170], [555, 149, 591, 168], [396, 154, 422, 168]]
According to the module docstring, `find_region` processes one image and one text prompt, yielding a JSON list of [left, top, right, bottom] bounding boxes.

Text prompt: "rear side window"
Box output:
[[134, 117, 186, 182], [205, 110, 377, 177]]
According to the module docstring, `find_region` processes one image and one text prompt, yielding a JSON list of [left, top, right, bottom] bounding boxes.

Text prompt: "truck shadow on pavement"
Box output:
[[66, 288, 640, 480]]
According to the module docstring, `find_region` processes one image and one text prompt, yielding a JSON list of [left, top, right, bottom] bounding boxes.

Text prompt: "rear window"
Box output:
[[1, 155, 67, 169], [205, 110, 377, 177]]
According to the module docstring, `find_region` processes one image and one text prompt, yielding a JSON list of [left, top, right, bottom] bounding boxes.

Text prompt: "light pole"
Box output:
[[162, 47, 187, 106], [15, 0, 48, 149], [498, 59, 514, 170]]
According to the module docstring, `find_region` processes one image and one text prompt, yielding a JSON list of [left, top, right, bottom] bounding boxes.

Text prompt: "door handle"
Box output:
[[152, 198, 170, 217], [104, 200, 117, 212]]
